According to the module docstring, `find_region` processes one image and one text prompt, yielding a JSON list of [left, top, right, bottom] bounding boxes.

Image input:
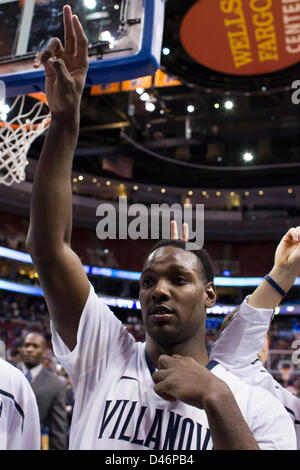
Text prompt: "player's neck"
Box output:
[[145, 335, 209, 368]]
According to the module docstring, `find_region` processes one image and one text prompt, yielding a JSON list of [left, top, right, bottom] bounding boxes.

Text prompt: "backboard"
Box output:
[[0, 0, 165, 97]]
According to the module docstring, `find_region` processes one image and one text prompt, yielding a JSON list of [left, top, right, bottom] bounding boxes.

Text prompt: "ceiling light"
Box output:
[[100, 31, 113, 42], [243, 152, 253, 162], [214, 103, 220, 109], [187, 105, 195, 113], [136, 87, 144, 95], [84, 0, 96, 9], [145, 102, 156, 112], [224, 100, 234, 110], [99, 30, 115, 49], [140, 92, 150, 101], [162, 47, 170, 55]]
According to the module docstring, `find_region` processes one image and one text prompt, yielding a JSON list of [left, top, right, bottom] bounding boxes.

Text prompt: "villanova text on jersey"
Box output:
[[98, 399, 212, 450]]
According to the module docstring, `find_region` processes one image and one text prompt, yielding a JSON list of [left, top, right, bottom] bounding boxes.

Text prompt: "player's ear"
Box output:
[[204, 282, 216, 308]]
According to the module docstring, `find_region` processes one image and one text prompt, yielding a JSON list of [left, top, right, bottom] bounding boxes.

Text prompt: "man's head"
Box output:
[[139, 240, 216, 350], [21, 333, 47, 369], [146, 239, 215, 284]]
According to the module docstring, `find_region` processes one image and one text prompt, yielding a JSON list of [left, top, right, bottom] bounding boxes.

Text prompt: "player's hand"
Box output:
[[170, 220, 189, 242], [34, 5, 88, 114], [152, 354, 229, 409], [273, 226, 300, 277]]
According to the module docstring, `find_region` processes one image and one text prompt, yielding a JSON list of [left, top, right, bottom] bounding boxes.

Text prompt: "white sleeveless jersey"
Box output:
[[0, 357, 40, 449], [51, 284, 296, 450], [210, 298, 300, 449]]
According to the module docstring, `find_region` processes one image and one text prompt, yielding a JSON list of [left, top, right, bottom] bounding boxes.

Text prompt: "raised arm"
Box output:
[[210, 226, 300, 368], [247, 226, 300, 309], [26, 6, 90, 350]]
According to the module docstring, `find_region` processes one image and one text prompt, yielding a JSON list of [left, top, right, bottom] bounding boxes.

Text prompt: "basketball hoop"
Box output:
[[0, 92, 50, 186]]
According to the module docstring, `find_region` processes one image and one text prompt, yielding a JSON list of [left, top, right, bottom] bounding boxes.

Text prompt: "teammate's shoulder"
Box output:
[[211, 361, 275, 398], [0, 357, 33, 398], [0, 357, 24, 378]]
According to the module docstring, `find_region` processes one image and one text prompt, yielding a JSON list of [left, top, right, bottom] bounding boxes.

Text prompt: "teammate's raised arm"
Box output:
[[26, 5, 90, 351], [247, 226, 300, 309], [211, 227, 300, 365]]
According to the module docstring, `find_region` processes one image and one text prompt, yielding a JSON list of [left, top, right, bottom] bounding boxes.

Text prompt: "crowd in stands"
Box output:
[[0, 211, 283, 276]]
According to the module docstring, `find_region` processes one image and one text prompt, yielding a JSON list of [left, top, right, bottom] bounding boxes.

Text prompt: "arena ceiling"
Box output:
[[1, 1, 300, 241], [24, 0, 300, 193]]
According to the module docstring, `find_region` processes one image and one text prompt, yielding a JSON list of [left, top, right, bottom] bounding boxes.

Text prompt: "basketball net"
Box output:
[[0, 92, 50, 186]]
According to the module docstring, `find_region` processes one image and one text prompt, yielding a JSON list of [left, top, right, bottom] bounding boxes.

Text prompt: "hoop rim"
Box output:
[[0, 92, 50, 130], [0, 120, 51, 130]]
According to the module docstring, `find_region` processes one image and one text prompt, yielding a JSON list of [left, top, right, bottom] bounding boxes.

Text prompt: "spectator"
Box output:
[[18, 332, 68, 449]]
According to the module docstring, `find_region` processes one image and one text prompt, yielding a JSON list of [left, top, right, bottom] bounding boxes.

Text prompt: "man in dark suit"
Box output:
[[19, 332, 68, 449]]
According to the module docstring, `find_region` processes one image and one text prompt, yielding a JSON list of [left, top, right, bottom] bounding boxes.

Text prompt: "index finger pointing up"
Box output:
[[63, 5, 77, 55]]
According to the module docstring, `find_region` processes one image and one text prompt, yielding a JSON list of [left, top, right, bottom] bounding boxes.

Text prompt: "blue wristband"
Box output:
[[264, 275, 287, 297]]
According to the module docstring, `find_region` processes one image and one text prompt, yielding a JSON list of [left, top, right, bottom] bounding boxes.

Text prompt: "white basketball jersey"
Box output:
[[51, 284, 296, 450], [210, 298, 300, 449], [0, 357, 40, 449]]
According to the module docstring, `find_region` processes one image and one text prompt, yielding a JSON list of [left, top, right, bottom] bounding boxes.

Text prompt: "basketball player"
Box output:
[[27, 5, 296, 449], [0, 356, 40, 449], [210, 226, 300, 448]]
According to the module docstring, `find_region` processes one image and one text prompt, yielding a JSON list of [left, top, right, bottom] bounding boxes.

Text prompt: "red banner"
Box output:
[[180, 0, 300, 76]]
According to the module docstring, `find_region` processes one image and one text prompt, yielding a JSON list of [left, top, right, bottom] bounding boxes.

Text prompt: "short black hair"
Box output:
[[145, 239, 214, 284]]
